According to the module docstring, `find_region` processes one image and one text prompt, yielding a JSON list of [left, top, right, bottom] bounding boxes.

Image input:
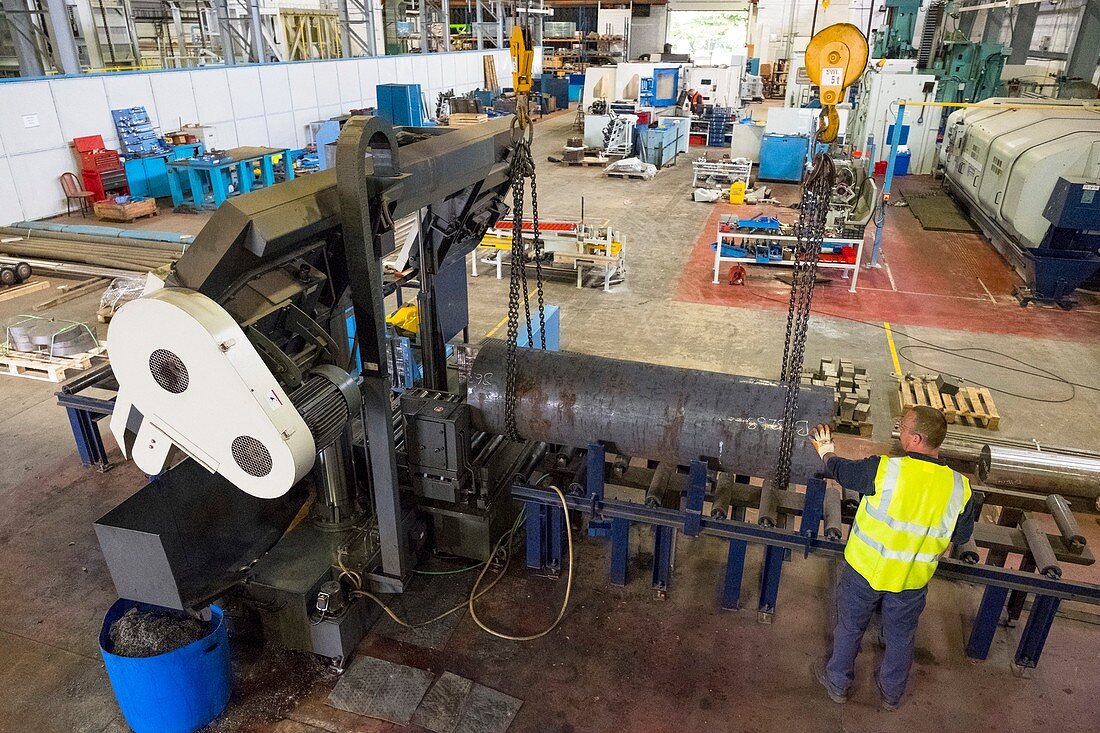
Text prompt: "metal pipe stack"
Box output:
[[0, 226, 186, 276]]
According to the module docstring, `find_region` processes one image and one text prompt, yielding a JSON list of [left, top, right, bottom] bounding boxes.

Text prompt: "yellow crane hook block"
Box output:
[[510, 26, 534, 95], [804, 23, 868, 142]]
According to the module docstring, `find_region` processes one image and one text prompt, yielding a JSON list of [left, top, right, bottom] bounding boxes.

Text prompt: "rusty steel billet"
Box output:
[[467, 343, 834, 485]]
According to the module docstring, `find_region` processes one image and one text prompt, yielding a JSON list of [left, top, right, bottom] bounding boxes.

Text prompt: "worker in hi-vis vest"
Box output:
[[810, 405, 977, 711]]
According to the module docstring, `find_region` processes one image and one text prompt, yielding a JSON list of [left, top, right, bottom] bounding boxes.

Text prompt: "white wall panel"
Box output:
[[9, 148, 80, 220], [359, 60, 380, 106], [376, 57, 399, 84], [102, 74, 159, 126], [150, 72, 198, 131], [0, 158, 21, 223], [0, 51, 510, 222], [337, 62, 361, 105], [264, 111, 297, 149], [192, 69, 235, 125], [226, 67, 265, 118], [234, 116, 270, 148], [286, 64, 319, 109], [315, 62, 342, 107], [0, 82, 66, 154], [258, 65, 293, 113], [50, 77, 111, 146], [292, 108, 318, 148]]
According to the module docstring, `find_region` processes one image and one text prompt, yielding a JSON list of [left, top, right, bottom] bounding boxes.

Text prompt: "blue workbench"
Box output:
[[167, 146, 293, 209]]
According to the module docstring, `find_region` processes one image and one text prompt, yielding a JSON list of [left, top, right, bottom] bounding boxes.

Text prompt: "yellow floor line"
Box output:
[[884, 321, 902, 378], [484, 291, 539, 339]]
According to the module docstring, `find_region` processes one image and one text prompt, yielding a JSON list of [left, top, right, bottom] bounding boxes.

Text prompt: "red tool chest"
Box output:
[[72, 135, 129, 202]]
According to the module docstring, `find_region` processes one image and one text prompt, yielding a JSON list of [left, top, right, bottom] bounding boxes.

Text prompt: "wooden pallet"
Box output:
[[0, 279, 49, 304], [447, 112, 488, 126], [898, 377, 1000, 430], [0, 343, 107, 383], [605, 170, 652, 180], [561, 157, 609, 167]]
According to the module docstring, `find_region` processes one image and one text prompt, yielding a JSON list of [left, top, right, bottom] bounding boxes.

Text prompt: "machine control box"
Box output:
[[1043, 176, 1100, 232], [401, 391, 471, 503]]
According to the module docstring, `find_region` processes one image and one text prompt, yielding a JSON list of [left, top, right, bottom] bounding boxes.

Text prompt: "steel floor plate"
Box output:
[[328, 655, 435, 724]]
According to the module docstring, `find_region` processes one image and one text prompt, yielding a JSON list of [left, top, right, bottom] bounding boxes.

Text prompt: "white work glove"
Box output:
[[810, 424, 834, 460]]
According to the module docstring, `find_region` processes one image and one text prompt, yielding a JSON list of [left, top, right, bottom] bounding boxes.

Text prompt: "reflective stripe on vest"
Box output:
[[844, 456, 971, 592]]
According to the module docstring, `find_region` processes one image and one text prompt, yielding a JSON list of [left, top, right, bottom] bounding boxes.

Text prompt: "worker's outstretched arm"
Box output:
[[811, 423, 880, 496]]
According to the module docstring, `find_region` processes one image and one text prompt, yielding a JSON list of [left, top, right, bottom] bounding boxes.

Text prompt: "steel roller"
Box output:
[[467, 342, 834, 485]]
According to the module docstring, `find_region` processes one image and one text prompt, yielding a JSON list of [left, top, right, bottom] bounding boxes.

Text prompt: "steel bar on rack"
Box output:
[[468, 341, 835, 484], [0, 256, 133, 280], [511, 482, 1100, 603]]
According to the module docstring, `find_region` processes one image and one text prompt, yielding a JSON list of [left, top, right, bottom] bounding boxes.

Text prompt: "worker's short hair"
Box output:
[[904, 405, 947, 448]]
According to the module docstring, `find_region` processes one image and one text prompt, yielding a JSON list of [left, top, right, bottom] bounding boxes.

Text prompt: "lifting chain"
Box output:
[[502, 84, 546, 442], [772, 153, 836, 491]]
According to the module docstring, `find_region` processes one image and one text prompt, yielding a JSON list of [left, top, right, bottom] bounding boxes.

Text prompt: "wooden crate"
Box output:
[[448, 113, 489, 126], [0, 343, 107, 383], [898, 377, 1000, 430], [93, 197, 158, 222]]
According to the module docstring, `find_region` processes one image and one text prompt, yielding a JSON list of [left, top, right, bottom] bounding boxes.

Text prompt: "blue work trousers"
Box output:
[[825, 563, 928, 703]]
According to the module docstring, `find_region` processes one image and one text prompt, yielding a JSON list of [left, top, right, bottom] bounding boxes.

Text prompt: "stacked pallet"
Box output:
[[447, 113, 489, 126], [803, 358, 872, 436], [898, 374, 1000, 430]]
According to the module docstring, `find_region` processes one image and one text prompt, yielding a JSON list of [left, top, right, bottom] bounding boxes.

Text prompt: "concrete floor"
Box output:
[[1, 109, 1099, 732]]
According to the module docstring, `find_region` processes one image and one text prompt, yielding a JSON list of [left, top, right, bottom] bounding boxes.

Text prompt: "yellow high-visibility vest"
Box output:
[[845, 456, 971, 592]]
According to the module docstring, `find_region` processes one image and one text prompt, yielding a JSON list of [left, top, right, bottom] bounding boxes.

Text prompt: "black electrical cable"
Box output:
[[741, 289, 1100, 402]]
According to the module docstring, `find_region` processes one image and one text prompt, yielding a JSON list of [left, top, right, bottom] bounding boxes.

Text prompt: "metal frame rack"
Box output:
[[512, 453, 1100, 671], [712, 224, 865, 293]]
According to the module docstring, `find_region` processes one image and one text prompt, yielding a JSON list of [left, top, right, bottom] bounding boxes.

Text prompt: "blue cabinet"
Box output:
[[377, 83, 424, 127], [638, 122, 684, 169], [124, 144, 204, 199], [758, 134, 809, 182]]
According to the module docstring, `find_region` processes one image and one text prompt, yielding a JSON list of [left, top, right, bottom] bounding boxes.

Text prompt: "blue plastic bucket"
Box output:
[[100, 599, 231, 733]]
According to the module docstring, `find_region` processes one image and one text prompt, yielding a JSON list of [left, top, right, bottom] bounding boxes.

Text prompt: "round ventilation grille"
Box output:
[[149, 349, 189, 394], [231, 435, 273, 477]]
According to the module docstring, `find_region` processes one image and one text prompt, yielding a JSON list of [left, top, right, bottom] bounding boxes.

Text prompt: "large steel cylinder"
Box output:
[[467, 343, 834, 485], [979, 445, 1100, 500]]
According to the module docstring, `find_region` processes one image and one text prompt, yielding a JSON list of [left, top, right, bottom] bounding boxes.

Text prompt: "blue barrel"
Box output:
[[100, 600, 231, 733]]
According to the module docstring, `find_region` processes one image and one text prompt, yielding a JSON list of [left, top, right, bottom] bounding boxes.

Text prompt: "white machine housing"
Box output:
[[685, 65, 742, 108], [942, 99, 1100, 251], [108, 282, 317, 499]]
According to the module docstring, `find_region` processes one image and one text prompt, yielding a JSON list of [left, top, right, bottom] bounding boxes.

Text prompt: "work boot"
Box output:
[[811, 660, 849, 704], [876, 680, 901, 711]]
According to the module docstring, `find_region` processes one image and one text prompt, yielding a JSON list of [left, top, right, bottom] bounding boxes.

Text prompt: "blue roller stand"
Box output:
[[100, 599, 231, 733]]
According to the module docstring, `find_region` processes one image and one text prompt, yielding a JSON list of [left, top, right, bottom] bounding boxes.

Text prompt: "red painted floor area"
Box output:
[[676, 179, 1100, 342]]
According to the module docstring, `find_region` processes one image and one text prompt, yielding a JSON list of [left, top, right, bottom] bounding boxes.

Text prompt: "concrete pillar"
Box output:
[[1, 0, 46, 76], [43, 0, 81, 74], [475, 0, 484, 50], [1066, 0, 1100, 80], [419, 0, 429, 52], [957, 6, 976, 40], [495, 0, 503, 47], [982, 7, 1004, 45], [441, 0, 450, 52], [337, 0, 353, 57], [212, 0, 236, 64], [248, 0, 266, 61], [1007, 2, 1039, 64]]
